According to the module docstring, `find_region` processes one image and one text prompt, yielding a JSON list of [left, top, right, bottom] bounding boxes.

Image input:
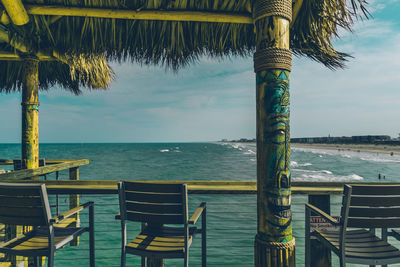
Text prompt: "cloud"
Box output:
[[291, 22, 400, 138], [2, 2, 400, 142]]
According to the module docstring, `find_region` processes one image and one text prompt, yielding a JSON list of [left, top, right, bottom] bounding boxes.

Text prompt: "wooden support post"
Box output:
[[20, 57, 40, 267], [253, 1, 295, 266], [69, 167, 80, 246], [0, 0, 29, 25], [21, 57, 39, 172], [25, 5, 253, 24], [308, 195, 331, 267]]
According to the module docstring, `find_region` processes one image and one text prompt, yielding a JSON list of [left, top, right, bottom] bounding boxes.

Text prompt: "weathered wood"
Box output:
[[0, 0, 29, 25], [307, 184, 400, 266], [0, 159, 89, 180], [124, 181, 183, 193], [188, 203, 206, 225], [350, 196, 400, 207], [351, 184, 400, 195], [126, 212, 184, 224], [69, 167, 79, 246], [0, 51, 54, 61], [254, 0, 294, 264], [308, 195, 331, 267], [347, 218, 400, 228], [6, 179, 400, 195], [125, 191, 182, 203], [0, 9, 10, 25], [25, 5, 253, 24], [126, 202, 182, 214], [0, 179, 348, 195], [348, 207, 400, 217], [21, 57, 39, 172], [0, 159, 84, 166]]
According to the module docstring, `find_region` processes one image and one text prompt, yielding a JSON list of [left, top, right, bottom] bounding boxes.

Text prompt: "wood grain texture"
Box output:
[[25, 5, 253, 24]]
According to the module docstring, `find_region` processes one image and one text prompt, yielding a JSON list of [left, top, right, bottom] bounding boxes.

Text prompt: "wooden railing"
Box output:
[[0, 159, 89, 266], [1, 160, 396, 266]]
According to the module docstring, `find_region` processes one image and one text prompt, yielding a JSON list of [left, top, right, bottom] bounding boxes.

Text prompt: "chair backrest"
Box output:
[[341, 184, 400, 229], [0, 182, 51, 226], [118, 181, 188, 225]]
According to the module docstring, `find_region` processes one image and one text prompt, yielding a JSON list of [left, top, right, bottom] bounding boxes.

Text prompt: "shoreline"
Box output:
[[292, 143, 400, 156]]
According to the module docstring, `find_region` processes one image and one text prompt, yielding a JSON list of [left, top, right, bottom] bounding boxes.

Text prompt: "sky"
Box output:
[[1, 0, 400, 143]]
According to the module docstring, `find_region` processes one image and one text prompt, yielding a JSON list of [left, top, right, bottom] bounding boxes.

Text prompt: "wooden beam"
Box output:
[[0, 9, 10, 25], [0, 159, 89, 180], [25, 4, 253, 24], [291, 0, 304, 27], [0, 28, 62, 62], [0, 50, 54, 61], [0, 0, 29, 25]]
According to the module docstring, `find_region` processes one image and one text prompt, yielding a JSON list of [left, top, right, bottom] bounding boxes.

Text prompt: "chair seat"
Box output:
[[126, 226, 197, 257], [314, 228, 400, 260], [0, 227, 88, 256]]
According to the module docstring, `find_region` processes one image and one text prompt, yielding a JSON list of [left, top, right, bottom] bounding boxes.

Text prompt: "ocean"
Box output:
[[1, 142, 400, 266]]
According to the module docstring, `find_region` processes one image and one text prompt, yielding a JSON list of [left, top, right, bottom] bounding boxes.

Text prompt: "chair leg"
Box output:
[[89, 202, 95, 267], [202, 220, 206, 267], [141, 256, 145, 267], [120, 250, 126, 267], [184, 251, 189, 267], [339, 256, 346, 267], [47, 253, 54, 267], [33, 257, 39, 267], [305, 234, 310, 267]]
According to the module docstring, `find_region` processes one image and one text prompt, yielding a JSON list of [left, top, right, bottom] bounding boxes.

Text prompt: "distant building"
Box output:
[[291, 135, 392, 144]]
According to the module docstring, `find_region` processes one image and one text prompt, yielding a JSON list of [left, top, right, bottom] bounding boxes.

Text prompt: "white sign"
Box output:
[[310, 216, 340, 231]]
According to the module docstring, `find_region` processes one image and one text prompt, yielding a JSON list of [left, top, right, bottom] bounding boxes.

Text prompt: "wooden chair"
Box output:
[[0, 182, 95, 267], [118, 181, 206, 267], [305, 184, 400, 267]]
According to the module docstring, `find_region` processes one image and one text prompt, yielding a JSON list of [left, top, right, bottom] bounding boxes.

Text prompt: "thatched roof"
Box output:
[[0, 0, 368, 92]]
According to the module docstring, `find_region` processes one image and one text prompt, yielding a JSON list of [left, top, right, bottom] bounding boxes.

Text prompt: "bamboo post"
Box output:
[[253, 0, 295, 266], [21, 57, 39, 172], [308, 195, 331, 267], [0, 0, 29, 25], [69, 167, 80, 246], [20, 56, 40, 267]]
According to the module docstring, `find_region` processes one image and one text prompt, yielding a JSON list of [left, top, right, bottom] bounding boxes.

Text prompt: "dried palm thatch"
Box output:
[[0, 0, 368, 93], [0, 53, 115, 94]]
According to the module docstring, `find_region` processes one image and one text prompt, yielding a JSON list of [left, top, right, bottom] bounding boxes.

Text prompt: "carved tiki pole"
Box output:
[[21, 56, 39, 171], [253, 0, 295, 266]]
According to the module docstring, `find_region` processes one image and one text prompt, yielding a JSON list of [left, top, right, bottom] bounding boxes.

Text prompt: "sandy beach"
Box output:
[[292, 143, 400, 156]]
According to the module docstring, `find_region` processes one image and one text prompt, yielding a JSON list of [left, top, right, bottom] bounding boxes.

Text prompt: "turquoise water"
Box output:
[[1, 143, 400, 266]]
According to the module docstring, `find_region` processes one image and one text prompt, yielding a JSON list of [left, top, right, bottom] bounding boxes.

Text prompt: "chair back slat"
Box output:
[[350, 196, 400, 207], [344, 185, 400, 229], [0, 207, 44, 217], [126, 211, 184, 224], [350, 185, 400, 195], [120, 181, 186, 224], [0, 195, 43, 207], [125, 191, 182, 204], [0, 215, 47, 226], [348, 207, 400, 218], [126, 202, 183, 214], [124, 182, 182, 193], [0, 183, 50, 226], [347, 218, 400, 228]]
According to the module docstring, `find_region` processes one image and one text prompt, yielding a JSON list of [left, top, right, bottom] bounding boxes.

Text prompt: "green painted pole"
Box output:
[[253, 0, 295, 266]]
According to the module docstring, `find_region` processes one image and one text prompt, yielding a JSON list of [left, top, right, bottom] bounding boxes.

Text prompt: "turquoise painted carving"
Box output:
[[256, 69, 292, 242]]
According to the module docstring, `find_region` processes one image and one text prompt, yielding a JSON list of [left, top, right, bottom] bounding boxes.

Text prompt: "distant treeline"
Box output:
[[291, 135, 400, 145]]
